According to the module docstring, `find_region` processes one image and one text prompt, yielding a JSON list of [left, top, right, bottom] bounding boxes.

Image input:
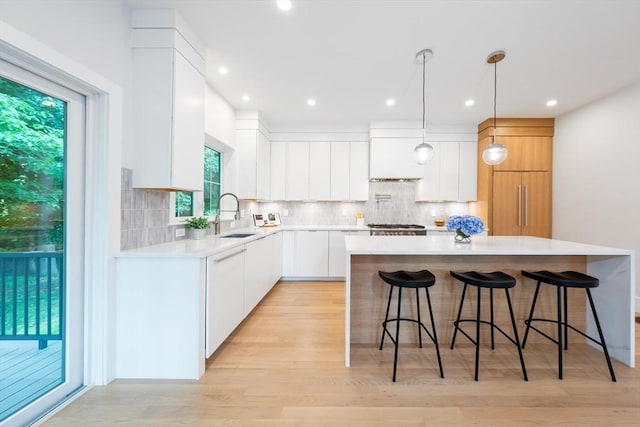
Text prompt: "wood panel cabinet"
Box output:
[[476, 118, 554, 238], [492, 172, 551, 237]]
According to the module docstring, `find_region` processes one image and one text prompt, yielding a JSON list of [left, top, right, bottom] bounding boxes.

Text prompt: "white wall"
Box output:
[[1, 0, 133, 166], [553, 81, 640, 305]]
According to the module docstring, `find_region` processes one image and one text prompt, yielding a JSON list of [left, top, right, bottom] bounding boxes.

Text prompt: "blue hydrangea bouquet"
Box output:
[[445, 215, 485, 243]]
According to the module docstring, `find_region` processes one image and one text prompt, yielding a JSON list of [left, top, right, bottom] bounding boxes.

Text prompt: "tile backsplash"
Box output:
[[121, 169, 470, 250], [121, 168, 253, 250], [258, 181, 469, 227]]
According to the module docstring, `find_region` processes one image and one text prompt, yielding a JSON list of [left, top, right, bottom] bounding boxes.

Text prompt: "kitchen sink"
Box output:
[[221, 233, 256, 239]]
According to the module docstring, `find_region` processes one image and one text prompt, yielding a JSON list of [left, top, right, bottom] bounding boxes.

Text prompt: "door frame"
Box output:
[[1, 19, 121, 424]]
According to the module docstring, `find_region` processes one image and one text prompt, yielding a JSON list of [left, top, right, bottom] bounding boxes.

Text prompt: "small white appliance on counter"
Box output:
[[252, 212, 282, 227]]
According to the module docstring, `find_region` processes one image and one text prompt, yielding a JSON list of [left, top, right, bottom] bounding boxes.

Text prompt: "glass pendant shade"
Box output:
[[414, 140, 434, 165], [482, 141, 508, 165]]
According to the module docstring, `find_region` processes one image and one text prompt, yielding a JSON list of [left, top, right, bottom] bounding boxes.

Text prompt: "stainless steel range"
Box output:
[[368, 224, 427, 236]]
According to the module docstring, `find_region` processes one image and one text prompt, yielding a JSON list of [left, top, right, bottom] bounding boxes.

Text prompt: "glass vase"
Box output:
[[454, 229, 471, 244]]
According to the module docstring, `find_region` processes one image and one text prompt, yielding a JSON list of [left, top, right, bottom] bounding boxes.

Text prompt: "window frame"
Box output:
[[169, 142, 224, 225]]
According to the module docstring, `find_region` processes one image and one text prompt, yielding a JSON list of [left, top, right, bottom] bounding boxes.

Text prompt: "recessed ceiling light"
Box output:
[[546, 99, 558, 107], [464, 99, 475, 107], [307, 98, 316, 106], [277, 0, 292, 12], [386, 99, 396, 107], [242, 95, 250, 102], [218, 67, 228, 75]]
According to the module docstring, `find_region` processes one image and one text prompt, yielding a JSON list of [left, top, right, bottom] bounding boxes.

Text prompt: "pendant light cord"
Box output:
[[422, 52, 426, 130], [493, 57, 497, 139]]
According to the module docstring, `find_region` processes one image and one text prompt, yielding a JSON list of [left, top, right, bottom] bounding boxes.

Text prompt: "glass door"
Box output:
[[0, 59, 85, 425]]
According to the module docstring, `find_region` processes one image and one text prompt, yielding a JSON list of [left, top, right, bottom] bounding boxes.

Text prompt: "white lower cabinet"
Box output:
[[206, 246, 246, 358], [244, 235, 273, 315], [294, 230, 329, 277]]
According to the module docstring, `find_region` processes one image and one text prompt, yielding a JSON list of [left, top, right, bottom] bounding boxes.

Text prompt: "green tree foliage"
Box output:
[[0, 76, 65, 250]]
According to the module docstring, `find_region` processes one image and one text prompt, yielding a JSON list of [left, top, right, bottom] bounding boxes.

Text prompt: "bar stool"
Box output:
[[378, 270, 444, 382], [450, 271, 528, 381], [521, 270, 616, 381]]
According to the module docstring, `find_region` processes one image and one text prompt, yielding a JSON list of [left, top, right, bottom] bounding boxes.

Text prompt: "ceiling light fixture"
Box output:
[[464, 99, 475, 107], [242, 95, 250, 102], [218, 66, 228, 75], [482, 50, 508, 166], [546, 99, 558, 107], [277, 0, 292, 12], [386, 99, 396, 107], [413, 48, 435, 165], [307, 98, 316, 106]]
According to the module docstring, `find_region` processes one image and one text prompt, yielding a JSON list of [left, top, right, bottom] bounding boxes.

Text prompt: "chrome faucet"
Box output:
[[214, 192, 240, 235]]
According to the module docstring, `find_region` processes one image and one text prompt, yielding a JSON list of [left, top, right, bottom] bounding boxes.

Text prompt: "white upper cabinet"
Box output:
[[270, 130, 369, 202], [132, 48, 205, 191], [330, 141, 369, 201], [309, 142, 331, 200], [415, 141, 478, 201], [458, 140, 478, 201], [131, 13, 205, 191], [237, 126, 271, 200], [349, 141, 370, 200], [330, 142, 350, 201], [270, 141, 286, 200], [286, 142, 310, 200]]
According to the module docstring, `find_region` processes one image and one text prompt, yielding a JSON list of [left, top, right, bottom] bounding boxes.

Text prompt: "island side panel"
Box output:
[[349, 254, 586, 349]]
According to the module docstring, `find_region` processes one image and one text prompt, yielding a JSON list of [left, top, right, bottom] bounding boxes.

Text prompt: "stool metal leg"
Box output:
[[416, 288, 423, 348], [380, 285, 394, 350], [505, 288, 528, 381], [522, 282, 541, 348], [425, 287, 444, 378], [586, 289, 617, 382], [557, 285, 563, 380], [450, 283, 468, 349], [474, 286, 482, 381], [490, 288, 495, 350], [563, 286, 569, 350], [392, 287, 403, 382]]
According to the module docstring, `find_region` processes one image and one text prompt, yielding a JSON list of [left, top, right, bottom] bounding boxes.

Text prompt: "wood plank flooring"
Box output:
[[44, 282, 640, 426]]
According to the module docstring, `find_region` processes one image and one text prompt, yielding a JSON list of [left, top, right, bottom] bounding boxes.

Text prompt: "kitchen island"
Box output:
[[344, 235, 635, 367]]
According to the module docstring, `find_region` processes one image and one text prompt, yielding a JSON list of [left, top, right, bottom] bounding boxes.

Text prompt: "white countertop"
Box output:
[[118, 225, 371, 258], [345, 235, 633, 256]]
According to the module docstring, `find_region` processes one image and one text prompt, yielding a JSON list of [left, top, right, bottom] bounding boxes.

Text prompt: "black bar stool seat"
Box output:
[[450, 271, 528, 381], [521, 270, 616, 381], [378, 269, 444, 382]]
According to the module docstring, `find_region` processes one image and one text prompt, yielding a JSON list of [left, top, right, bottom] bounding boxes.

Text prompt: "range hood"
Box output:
[[369, 137, 423, 180]]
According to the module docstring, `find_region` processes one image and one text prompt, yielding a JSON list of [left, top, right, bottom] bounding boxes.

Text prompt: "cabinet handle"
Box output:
[[212, 248, 246, 263], [524, 185, 529, 227], [517, 184, 522, 227]]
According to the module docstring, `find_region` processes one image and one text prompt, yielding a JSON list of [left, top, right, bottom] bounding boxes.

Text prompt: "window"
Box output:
[[174, 146, 221, 219], [203, 147, 221, 216]]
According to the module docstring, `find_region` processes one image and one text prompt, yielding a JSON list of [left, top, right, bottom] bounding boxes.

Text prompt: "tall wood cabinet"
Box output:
[[475, 118, 554, 237]]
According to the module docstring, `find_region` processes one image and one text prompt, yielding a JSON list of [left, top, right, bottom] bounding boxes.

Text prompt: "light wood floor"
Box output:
[[45, 282, 639, 426]]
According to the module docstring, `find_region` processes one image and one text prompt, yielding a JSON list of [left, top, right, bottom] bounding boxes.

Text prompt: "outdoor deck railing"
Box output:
[[0, 251, 63, 349]]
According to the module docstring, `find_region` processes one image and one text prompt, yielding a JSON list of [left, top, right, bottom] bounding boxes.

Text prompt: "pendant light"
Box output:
[[482, 50, 508, 165], [414, 48, 435, 165]]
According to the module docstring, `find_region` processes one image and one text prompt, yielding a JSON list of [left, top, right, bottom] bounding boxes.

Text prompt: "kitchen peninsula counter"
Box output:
[[344, 235, 635, 367]]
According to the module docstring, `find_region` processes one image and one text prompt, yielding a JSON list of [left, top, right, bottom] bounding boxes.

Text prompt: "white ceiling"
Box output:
[[125, 0, 640, 128]]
